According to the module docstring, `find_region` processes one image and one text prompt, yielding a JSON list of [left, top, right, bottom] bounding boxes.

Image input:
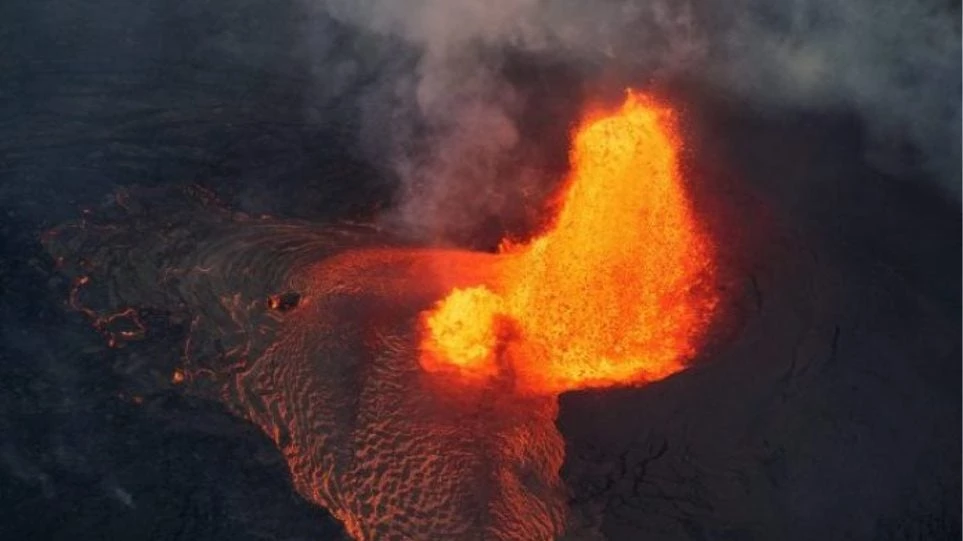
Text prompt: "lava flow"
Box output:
[[44, 91, 720, 541], [421, 91, 718, 394]]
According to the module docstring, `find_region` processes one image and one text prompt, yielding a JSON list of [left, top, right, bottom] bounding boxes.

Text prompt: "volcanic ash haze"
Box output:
[[304, 0, 960, 244], [1, 0, 958, 537]]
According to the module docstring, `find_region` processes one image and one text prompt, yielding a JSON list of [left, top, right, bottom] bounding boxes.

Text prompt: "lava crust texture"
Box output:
[[44, 189, 568, 540]]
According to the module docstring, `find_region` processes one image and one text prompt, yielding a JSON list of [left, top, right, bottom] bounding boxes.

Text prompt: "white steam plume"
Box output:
[[304, 0, 961, 242]]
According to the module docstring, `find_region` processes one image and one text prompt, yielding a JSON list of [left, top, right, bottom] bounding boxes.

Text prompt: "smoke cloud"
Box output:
[[14, 0, 956, 240], [299, 0, 960, 243]]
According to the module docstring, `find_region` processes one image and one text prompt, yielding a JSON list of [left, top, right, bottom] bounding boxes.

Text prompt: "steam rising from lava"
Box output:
[[303, 0, 960, 245], [22, 0, 959, 536], [422, 93, 718, 394]]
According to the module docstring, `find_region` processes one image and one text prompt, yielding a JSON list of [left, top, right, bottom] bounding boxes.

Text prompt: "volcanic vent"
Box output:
[[45, 91, 720, 540]]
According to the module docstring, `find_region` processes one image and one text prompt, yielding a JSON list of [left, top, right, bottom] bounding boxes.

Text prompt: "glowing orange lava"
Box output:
[[421, 92, 718, 394], [45, 90, 723, 540]]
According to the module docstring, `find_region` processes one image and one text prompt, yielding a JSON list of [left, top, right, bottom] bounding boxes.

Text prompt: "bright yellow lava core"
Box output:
[[420, 91, 718, 395]]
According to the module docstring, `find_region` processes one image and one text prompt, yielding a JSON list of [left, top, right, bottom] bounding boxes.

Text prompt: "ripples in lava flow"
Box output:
[[422, 92, 719, 394], [44, 91, 719, 540]]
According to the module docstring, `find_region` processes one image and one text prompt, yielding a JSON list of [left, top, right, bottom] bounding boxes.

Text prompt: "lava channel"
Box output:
[[45, 91, 720, 540]]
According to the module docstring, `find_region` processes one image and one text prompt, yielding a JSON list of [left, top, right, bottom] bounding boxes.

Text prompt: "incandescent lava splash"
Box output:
[[421, 92, 718, 394], [44, 91, 720, 540]]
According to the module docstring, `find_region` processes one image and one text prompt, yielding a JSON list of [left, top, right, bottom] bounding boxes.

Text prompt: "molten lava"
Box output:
[[45, 90, 721, 540], [422, 92, 718, 394]]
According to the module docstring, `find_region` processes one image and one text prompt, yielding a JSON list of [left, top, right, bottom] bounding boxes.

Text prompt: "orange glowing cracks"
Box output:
[[421, 92, 718, 395]]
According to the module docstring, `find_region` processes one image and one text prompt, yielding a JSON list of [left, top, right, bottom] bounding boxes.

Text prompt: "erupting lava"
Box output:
[[422, 92, 718, 394], [45, 90, 721, 540]]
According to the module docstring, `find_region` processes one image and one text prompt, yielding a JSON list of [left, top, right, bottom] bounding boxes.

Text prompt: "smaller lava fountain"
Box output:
[[422, 92, 718, 394], [45, 91, 720, 540]]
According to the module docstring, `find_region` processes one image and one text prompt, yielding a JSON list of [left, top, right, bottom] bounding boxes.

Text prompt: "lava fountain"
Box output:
[[44, 91, 719, 540], [422, 92, 718, 394]]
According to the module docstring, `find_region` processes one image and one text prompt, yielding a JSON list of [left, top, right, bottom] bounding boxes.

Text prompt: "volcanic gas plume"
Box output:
[[45, 92, 719, 540]]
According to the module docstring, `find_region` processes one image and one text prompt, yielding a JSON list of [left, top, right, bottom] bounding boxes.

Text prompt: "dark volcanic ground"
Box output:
[[1, 2, 960, 540]]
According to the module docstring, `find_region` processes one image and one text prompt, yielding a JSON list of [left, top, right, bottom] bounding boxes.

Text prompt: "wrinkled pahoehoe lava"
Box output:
[[43, 93, 721, 539]]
